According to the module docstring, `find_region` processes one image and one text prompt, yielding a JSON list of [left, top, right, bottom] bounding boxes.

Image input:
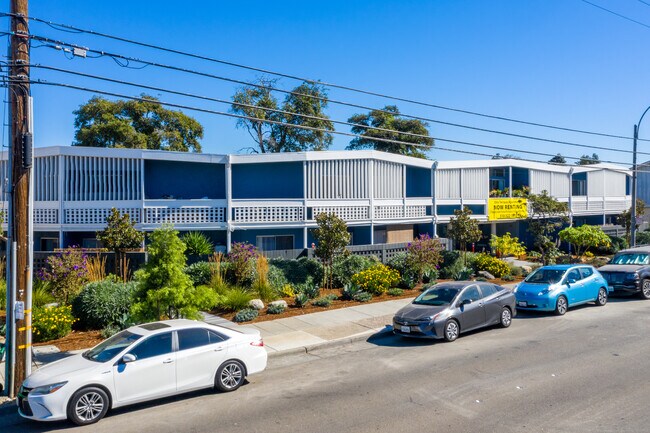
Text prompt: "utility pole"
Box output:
[[7, 0, 32, 398], [631, 125, 638, 247]]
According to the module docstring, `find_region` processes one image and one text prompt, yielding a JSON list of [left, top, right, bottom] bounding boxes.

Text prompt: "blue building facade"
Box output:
[[7, 146, 632, 252]]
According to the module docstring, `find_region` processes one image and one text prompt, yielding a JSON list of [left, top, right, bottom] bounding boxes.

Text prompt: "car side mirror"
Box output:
[[122, 353, 136, 364], [566, 278, 576, 285], [460, 299, 472, 306]]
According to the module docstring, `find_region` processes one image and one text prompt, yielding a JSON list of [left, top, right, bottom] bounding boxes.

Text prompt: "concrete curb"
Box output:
[[267, 325, 394, 359]]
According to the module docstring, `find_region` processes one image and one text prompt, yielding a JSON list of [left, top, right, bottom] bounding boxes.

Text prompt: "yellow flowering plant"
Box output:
[[32, 305, 76, 342], [351, 264, 400, 295]]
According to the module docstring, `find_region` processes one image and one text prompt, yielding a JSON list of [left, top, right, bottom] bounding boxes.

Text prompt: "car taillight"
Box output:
[[250, 339, 264, 347]]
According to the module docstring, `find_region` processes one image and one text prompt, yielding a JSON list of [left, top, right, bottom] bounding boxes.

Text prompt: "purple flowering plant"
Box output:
[[38, 246, 90, 304], [227, 242, 258, 285], [405, 234, 444, 283]]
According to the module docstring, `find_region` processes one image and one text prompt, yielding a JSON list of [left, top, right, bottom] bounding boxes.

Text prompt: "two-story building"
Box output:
[[2, 146, 632, 252]]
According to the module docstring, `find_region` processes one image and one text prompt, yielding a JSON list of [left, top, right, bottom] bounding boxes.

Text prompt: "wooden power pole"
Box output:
[[8, 0, 31, 397]]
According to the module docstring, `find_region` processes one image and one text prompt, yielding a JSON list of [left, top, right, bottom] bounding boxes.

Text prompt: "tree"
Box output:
[[559, 225, 611, 259], [448, 207, 482, 266], [490, 233, 526, 257], [231, 79, 334, 153], [618, 198, 646, 245], [527, 191, 569, 265], [132, 224, 217, 321], [346, 105, 433, 158], [549, 154, 566, 164], [313, 213, 351, 290], [74, 95, 203, 152], [576, 153, 600, 165], [97, 208, 144, 282], [406, 234, 444, 283]]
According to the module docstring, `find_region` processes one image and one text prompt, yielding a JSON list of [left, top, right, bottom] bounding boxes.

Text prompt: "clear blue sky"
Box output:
[[9, 0, 650, 165]]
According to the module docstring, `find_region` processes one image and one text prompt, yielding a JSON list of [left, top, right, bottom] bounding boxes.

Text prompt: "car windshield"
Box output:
[[524, 268, 565, 284], [611, 253, 650, 265], [413, 286, 460, 306], [83, 330, 142, 363]]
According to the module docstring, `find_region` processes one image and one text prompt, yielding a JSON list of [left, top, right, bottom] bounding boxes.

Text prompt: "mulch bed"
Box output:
[[34, 330, 104, 352]]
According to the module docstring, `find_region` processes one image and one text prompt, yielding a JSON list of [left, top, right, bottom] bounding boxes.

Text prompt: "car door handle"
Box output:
[[214, 347, 225, 352], [163, 358, 174, 364]]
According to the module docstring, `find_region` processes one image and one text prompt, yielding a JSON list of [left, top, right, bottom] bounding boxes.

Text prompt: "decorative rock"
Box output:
[[269, 300, 288, 309], [520, 265, 532, 275], [249, 299, 265, 310], [478, 270, 495, 280]]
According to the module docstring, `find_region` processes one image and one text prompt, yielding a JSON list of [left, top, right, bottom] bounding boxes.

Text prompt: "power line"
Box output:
[[581, 0, 650, 29], [9, 77, 636, 167], [21, 34, 645, 155], [25, 62, 650, 158], [638, 0, 650, 7], [0, 11, 644, 142]]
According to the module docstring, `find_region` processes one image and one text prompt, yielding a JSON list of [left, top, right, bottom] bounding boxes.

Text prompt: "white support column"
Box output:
[[402, 164, 407, 218], [303, 161, 308, 248], [369, 159, 375, 244], [140, 159, 146, 224], [459, 168, 464, 209], [303, 226, 308, 249], [58, 155, 65, 226], [226, 156, 233, 253], [509, 166, 513, 198]]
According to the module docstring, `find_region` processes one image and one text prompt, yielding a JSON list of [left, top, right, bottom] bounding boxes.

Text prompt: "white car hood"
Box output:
[[23, 353, 102, 388]]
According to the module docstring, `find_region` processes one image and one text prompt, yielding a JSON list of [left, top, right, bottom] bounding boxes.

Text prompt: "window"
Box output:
[[579, 267, 594, 279], [82, 238, 102, 249], [565, 269, 582, 283], [490, 179, 505, 191], [491, 168, 506, 178], [480, 284, 498, 297], [459, 286, 481, 303], [572, 179, 586, 196], [128, 332, 173, 360], [208, 330, 228, 343], [178, 328, 211, 351], [40, 237, 59, 252], [256, 235, 294, 251]]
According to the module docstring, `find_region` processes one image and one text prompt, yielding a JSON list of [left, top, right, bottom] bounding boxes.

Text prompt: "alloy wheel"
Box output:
[[556, 297, 568, 315], [643, 280, 650, 298], [74, 391, 105, 422], [597, 288, 607, 306], [500, 308, 512, 327], [445, 321, 459, 341], [220, 362, 243, 390]]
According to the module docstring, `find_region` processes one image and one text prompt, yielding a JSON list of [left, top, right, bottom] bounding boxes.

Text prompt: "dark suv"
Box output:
[[598, 246, 650, 298]]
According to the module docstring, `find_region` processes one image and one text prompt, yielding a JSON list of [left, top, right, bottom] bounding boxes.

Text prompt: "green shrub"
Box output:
[[350, 264, 400, 295], [440, 252, 464, 279], [453, 267, 473, 281], [219, 288, 253, 312], [637, 231, 650, 246], [510, 266, 523, 277], [252, 280, 278, 303], [294, 293, 310, 308], [72, 280, 138, 330], [501, 275, 515, 281], [594, 236, 627, 255], [312, 297, 333, 307], [388, 252, 417, 289], [325, 293, 338, 301], [32, 281, 55, 308], [294, 277, 320, 299], [387, 288, 404, 296], [341, 283, 362, 300], [234, 308, 258, 322], [0, 279, 5, 310], [267, 303, 286, 314], [475, 277, 488, 282], [270, 257, 324, 286], [33, 305, 75, 343], [267, 265, 289, 292], [184, 261, 214, 286], [405, 234, 444, 283], [181, 231, 214, 257], [100, 324, 121, 339], [473, 254, 511, 278], [353, 292, 372, 302], [332, 254, 376, 288]]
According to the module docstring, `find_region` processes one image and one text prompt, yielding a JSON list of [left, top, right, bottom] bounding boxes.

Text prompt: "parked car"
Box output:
[[514, 264, 609, 315], [18, 319, 267, 426], [598, 246, 650, 298], [393, 281, 516, 342]]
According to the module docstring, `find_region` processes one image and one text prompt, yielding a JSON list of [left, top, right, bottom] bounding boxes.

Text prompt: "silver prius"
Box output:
[[393, 281, 517, 342]]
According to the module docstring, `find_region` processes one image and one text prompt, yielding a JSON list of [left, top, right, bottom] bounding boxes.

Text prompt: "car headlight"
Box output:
[[421, 313, 442, 323], [626, 273, 640, 281], [30, 381, 68, 396], [513, 285, 519, 293], [538, 287, 556, 296]]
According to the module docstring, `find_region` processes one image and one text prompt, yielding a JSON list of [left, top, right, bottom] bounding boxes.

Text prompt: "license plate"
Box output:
[[400, 326, 411, 333], [517, 301, 527, 307]]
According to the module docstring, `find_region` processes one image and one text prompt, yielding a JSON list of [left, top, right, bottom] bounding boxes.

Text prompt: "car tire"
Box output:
[[499, 307, 512, 328], [595, 287, 608, 306], [66, 386, 110, 426], [640, 279, 650, 300], [215, 360, 246, 392], [555, 295, 568, 316], [443, 320, 460, 342]]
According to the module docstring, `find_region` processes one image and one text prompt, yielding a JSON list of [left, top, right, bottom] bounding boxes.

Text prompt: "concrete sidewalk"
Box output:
[[203, 298, 411, 356]]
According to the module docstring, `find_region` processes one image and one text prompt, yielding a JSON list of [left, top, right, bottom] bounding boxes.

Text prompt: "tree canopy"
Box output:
[[231, 79, 334, 153], [559, 224, 610, 258], [576, 153, 600, 165], [618, 198, 646, 245], [448, 207, 482, 265], [346, 105, 433, 159], [548, 154, 566, 164], [313, 213, 350, 290], [97, 208, 144, 281], [74, 95, 203, 152], [527, 191, 569, 264]]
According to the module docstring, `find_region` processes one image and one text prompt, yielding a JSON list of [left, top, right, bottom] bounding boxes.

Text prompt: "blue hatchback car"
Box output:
[[514, 264, 610, 315]]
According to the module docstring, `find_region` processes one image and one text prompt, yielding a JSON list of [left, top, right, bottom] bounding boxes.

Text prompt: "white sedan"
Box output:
[[18, 319, 267, 425]]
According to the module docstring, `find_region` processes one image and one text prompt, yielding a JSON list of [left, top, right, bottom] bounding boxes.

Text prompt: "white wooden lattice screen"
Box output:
[[145, 207, 225, 224], [312, 206, 369, 220], [34, 208, 58, 224], [65, 208, 141, 224], [233, 206, 304, 223]]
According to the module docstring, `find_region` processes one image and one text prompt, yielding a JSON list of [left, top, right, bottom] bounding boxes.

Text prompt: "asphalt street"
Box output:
[[2, 296, 649, 433]]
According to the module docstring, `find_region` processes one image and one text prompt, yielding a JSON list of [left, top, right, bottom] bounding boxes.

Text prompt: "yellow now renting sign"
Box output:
[[488, 198, 528, 221]]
